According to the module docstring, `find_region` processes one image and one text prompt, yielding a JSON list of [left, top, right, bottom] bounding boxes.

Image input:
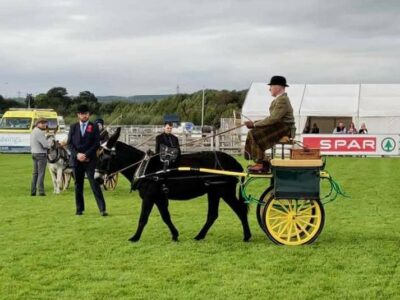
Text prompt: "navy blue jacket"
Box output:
[[67, 121, 100, 167]]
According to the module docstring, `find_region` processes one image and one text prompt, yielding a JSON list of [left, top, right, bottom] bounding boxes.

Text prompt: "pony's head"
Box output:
[[95, 127, 121, 184], [46, 134, 57, 149], [95, 127, 146, 184]]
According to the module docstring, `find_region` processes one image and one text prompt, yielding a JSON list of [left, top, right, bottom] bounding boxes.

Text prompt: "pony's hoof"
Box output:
[[129, 236, 140, 242], [243, 234, 252, 242], [194, 235, 205, 241], [172, 236, 179, 242]]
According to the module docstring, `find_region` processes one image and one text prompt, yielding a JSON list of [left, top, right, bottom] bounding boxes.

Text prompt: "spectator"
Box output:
[[95, 118, 109, 143], [333, 122, 347, 134], [30, 118, 49, 196], [359, 123, 368, 134], [155, 122, 180, 155], [302, 125, 310, 134], [347, 122, 357, 134], [311, 123, 319, 134]]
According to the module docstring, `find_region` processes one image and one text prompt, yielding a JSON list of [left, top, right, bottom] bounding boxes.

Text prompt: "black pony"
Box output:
[[95, 129, 251, 242]]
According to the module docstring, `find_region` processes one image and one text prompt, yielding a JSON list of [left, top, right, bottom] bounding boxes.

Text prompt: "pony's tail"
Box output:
[[238, 177, 250, 214]]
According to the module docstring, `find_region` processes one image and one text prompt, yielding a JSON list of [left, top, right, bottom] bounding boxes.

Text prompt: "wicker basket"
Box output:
[[290, 148, 321, 160]]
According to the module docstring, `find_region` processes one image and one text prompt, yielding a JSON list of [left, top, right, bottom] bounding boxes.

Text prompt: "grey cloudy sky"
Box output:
[[1, 0, 399, 96]]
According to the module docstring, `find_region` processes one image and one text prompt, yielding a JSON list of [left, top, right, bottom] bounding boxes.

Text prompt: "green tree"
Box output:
[[35, 87, 72, 115], [74, 91, 100, 114]]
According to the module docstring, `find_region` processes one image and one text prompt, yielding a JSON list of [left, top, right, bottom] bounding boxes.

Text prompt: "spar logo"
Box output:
[[303, 137, 376, 152], [381, 137, 396, 152]]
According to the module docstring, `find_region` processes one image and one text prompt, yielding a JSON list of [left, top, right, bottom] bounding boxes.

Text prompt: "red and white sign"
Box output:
[[301, 134, 399, 156]]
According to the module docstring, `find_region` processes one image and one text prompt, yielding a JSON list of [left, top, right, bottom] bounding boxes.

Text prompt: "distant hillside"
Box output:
[[99, 89, 248, 127], [97, 94, 173, 103]]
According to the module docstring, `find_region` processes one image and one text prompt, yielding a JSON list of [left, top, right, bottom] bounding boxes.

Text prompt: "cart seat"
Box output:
[[272, 125, 296, 159], [271, 158, 323, 168]]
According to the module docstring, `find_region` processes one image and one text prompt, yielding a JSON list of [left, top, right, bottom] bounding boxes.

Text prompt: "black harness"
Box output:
[[47, 145, 70, 169]]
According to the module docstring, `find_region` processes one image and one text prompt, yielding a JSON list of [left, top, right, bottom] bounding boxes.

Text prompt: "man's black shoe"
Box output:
[[76, 211, 83, 216], [39, 193, 46, 196], [100, 211, 108, 217], [31, 193, 36, 196]]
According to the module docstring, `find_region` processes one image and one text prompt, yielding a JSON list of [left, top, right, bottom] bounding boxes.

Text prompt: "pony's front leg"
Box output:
[[155, 198, 179, 241], [129, 199, 154, 242], [49, 167, 57, 194], [63, 171, 72, 190], [56, 168, 63, 194]]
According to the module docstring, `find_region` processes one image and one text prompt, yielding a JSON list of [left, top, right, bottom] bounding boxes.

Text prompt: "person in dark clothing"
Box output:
[[302, 126, 310, 134], [94, 118, 109, 143], [155, 122, 180, 154], [67, 104, 108, 216], [311, 123, 319, 133], [359, 123, 368, 134]]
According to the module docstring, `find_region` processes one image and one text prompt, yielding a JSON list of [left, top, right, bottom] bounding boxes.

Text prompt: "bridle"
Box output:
[[96, 145, 118, 177], [46, 136, 69, 165]]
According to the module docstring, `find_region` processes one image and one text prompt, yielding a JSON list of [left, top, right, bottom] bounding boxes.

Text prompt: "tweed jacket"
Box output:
[[254, 93, 294, 127]]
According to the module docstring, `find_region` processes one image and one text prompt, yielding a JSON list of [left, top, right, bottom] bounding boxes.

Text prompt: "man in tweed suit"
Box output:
[[244, 76, 295, 173]]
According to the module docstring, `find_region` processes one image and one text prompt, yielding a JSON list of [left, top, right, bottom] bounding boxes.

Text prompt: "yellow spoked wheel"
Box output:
[[262, 198, 325, 245], [103, 174, 118, 191], [256, 187, 273, 234]]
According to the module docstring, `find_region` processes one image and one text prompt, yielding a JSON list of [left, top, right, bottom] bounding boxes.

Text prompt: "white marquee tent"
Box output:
[[242, 83, 400, 134]]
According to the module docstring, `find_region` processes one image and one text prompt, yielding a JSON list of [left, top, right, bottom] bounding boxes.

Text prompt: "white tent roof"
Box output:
[[243, 83, 400, 117], [300, 84, 359, 117], [242, 83, 305, 119], [242, 83, 400, 134], [359, 84, 400, 117]]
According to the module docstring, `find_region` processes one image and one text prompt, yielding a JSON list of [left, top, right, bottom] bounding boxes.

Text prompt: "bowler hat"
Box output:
[[268, 75, 289, 87], [35, 117, 48, 125], [77, 104, 90, 114]]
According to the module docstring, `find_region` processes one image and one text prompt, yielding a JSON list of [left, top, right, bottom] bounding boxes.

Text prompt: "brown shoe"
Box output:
[[247, 163, 265, 173], [247, 162, 271, 174]]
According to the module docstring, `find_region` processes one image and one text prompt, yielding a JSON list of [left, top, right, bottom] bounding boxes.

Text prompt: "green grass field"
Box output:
[[0, 154, 399, 299]]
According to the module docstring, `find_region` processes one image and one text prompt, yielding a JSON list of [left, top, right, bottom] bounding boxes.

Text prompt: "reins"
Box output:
[[179, 123, 246, 148]]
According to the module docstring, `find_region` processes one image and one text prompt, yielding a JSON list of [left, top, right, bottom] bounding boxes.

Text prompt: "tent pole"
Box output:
[[298, 84, 307, 134], [357, 83, 362, 129]]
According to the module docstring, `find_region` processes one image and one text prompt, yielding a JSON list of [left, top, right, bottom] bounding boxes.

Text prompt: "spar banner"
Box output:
[[301, 134, 399, 156]]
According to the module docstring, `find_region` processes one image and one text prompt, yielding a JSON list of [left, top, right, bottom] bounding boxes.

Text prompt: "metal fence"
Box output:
[[107, 118, 243, 155]]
